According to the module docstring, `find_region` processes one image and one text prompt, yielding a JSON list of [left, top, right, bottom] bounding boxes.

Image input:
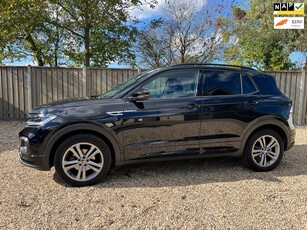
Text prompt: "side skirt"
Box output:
[[115, 150, 243, 166]]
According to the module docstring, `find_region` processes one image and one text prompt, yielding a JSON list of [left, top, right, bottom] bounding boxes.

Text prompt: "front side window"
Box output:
[[141, 69, 199, 99], [205, 71, 241, 96]]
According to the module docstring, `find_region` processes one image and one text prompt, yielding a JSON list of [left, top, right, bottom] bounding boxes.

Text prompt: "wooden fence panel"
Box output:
[[30, 67, 84, 109], [3, 67, 9, 118], [301, 71, 307, 124], [304, 73, 307, 123], [0, 69, 2, 118], [265, 71, 304, 125], [101, 69, 108, 94], [87, 68, 139, 96], [18, 68, 25, 119], [0, 66, 28, 119]]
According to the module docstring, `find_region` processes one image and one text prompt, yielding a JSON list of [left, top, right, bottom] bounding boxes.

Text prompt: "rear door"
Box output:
[[121, 69, 202, 161], [199, 70, 262, 155]]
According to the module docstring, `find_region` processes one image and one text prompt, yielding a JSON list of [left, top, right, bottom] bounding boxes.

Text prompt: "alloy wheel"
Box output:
[[62, 142, 104, 182], [251, 135, 280, 168]]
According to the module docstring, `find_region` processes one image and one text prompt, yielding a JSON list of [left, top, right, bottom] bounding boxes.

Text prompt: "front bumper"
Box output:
[[18, 125, 54, 171], [18, 136, 50, 171]]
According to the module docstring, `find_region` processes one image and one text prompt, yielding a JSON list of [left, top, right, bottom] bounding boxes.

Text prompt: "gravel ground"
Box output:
[[0, 121, 306, 229]]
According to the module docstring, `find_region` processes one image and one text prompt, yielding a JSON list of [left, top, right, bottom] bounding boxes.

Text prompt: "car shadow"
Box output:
[[53, 144, 307, 188]]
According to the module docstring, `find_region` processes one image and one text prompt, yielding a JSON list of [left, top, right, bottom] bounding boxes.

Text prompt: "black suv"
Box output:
[[19, 64, 295, 186]]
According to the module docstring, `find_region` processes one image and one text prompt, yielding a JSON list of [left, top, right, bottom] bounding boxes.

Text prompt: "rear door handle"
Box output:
[[244, 100, 259, 105]]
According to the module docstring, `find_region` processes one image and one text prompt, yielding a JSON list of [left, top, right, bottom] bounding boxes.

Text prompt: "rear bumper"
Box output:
[[285, 129, 295, 151]]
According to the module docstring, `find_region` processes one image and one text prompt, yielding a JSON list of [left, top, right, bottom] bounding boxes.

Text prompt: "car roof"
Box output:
[[161, 63, 258, 73]]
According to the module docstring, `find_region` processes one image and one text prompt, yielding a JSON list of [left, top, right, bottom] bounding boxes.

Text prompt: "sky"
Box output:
[[114, 0, 247, 68], [2, 0, 304, 68], [129, 0, 209, 20]]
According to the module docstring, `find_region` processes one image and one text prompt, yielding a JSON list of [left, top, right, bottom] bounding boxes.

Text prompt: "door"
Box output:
[[199, 70, 262, 155], [120, 69, 202, 161]]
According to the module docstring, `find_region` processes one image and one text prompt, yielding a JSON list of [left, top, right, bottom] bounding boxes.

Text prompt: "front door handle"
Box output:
[[184, 104, 200, 110]]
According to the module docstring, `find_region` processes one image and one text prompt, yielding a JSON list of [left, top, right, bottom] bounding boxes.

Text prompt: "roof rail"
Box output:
[[170, 63, 256, 71]]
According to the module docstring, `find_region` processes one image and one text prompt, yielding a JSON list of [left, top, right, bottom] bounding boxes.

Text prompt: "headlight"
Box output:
[[26, 113, 57, 126]]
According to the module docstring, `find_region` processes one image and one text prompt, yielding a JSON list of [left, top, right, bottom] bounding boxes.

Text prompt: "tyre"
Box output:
[[54, 134, 111, 187], [243, 129, 284, 171]]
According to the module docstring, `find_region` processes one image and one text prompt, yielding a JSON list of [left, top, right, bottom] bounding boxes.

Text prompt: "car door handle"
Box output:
[[244, 100, 259, 105], [184, 104, 200, 110]]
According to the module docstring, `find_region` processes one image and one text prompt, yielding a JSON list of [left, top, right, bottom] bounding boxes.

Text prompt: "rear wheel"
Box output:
[[54, 134, 111, 186], [243, 129, 284, 171]]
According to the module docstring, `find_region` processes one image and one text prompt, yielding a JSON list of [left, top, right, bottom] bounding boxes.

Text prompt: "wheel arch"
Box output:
[[241, 117, 290, 155], [44, 123, 122, 169]]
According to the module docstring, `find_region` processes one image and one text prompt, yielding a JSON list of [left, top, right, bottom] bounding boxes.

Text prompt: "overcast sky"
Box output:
[[129, 0, 208, 19]]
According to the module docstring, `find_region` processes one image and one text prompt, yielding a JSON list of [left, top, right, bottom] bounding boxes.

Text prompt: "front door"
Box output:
[[120, 69, 202, 161]]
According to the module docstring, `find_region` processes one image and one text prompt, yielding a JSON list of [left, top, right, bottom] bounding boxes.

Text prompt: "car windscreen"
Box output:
[[98, 70, 156, 99]]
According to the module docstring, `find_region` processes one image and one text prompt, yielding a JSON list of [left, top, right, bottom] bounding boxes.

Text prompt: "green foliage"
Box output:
[[0, 0, 148, 67], [221, 0, 306, 70], [47, 0, 141, 67], [0, 0, 48, 65]]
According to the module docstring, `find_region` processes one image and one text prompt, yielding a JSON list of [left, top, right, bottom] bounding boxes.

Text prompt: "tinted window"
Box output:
[[141, 70, 199, 99], [205, 71, 241, 96], [242, 75, 257, 94], [252, 74, 281, 95]]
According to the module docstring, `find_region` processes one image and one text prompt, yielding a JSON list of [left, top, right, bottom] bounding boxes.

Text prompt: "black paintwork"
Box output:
[[18, 64, 296, 170]]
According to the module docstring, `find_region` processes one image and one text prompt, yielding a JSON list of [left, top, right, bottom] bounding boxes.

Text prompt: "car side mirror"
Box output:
[[127, 89, 150, 102]]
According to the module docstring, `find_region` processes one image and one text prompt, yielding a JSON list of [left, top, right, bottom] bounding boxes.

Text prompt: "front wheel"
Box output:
[[54, 134, 111, 187], [243, 129, 284, 171]]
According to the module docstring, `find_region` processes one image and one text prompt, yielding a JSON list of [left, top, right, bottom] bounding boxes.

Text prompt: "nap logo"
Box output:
[[274, 2, 304, 15], [274, 17, 304, 29]]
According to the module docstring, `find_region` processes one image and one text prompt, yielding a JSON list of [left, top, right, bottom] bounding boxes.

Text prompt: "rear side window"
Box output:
[[205, 71, 241, 96], [242, 75, 257, 94]]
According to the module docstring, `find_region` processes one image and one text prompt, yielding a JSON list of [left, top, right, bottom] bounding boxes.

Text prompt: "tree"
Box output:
[[0, 0, 57, 66], [136, 19, 175, 68], [47, 0, 141, 67], [136, 0, 231, 68], [0, 0, 154, 67], [220, 0, 307, 70]]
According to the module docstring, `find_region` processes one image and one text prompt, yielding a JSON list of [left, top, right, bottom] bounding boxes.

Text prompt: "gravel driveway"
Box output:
[[0, 121, 306, 229]]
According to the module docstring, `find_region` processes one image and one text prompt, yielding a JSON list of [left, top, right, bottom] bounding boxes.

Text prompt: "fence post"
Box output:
[[297, 70, 306, 126], [27, 65, 32, 113], [82, 67, 87, 97]]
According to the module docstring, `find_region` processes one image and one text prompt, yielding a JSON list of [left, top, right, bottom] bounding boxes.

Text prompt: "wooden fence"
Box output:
[[264, 70, 307, 126], [0, 66, 140, 120], [0, 66, 306, 125]]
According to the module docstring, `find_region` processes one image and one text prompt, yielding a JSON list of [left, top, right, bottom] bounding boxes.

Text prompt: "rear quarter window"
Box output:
[[251, 74, 280, 95], [242, 75, 257, 94]]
